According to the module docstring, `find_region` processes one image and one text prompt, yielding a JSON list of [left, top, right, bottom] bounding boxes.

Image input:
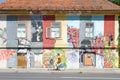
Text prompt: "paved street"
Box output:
[[0, 72, 120, 80]]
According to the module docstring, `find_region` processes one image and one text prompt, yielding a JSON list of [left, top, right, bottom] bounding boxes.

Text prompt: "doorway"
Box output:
[[17, 53, 27, 68]]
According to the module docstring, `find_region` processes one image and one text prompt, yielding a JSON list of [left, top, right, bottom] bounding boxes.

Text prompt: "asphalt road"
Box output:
[[0, 72, 120, 80]]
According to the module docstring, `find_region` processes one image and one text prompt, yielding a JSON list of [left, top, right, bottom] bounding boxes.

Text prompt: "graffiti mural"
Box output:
[[66, 50, 79, 69], [0, 49, 16, 60], [43, 50, 54, 68], [104, 49, 118, 68], [67, 26, 79, 48], [67, 52, 78, 63], [0, 28, 7, 45], [31, 16, 43, 42], [92, 36, 104, 56], [43, 49, 66, 69], [0, 17, 7, 45], [103, 33, 118, 68], [54, 49, 67, 69]]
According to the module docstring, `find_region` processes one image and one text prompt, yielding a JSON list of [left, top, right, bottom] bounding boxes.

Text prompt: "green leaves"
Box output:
[[109, 0, 120, 6]]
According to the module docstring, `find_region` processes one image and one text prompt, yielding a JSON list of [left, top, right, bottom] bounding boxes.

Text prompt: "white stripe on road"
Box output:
[[61, 77, 120, 80]]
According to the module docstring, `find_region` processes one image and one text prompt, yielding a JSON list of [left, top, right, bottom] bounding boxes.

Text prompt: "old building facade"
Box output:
[[0, 0, 120, 69]]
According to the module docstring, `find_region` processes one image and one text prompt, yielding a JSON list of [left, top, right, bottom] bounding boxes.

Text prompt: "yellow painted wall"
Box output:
[[114, 15, 119, 68], [55, 14, 67, 48], [115, 15, 119, 47]]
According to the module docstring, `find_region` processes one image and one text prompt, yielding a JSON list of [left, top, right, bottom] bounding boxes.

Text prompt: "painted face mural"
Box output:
[[31, 16, 43, 42]]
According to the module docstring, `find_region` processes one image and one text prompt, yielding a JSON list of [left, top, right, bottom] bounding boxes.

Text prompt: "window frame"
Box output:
[[46, 22, 61, 39], [85, 22, 94, 39], [17, 22, 27, 38]]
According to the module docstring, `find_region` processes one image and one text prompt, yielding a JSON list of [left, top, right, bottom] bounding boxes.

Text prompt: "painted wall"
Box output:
[[43, 49, 67, 69], [7, 51, 17, 68], [0, 49, 16, 68], [31, 16, 43, 47], [96, 54, 104, 68], [66, 50, 79, 69], [55, 14, 67, 48], [34, 54, 42, 68], [7, 16, 18, 47], [43, 15, 55, 48], [67, 15, 80, 48], [0, 14, 119, 69], [79, 16, 91, 45], [92, 16, 104, 37], [0, 16, 7, 47]]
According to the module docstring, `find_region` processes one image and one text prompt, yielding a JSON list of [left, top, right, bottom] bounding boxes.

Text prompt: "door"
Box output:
[[84, 53, 94, 66], [17, 53, 27, 68]]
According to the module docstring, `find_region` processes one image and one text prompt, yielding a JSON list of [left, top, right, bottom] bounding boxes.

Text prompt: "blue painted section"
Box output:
[[92, 16, 104, 37], [67, 16, 80, 28], [80, 16, 91, 21], [96, 54, 104, 68], [7, 53, 17, 68], [7, 16, 18, 47], [79, 16, 91, 46]]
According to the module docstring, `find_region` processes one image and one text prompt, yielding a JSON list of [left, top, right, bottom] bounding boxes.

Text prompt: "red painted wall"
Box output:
[[43, 15, 55, 48], [104, 15, 115, 39], [104, 15, 115, 68]]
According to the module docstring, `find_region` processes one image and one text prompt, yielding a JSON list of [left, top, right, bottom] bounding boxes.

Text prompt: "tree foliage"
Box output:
[[109, 0, 120, 6]]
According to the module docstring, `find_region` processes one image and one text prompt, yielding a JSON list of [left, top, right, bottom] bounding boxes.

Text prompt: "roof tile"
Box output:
[[0, 0, 120, 11]]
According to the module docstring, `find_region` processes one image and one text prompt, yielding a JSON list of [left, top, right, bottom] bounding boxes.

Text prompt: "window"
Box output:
[[17, 23, 26, 38], [46, 22, 61, 38], [87, 54, 91, 58], [85, 22, 94, 38]]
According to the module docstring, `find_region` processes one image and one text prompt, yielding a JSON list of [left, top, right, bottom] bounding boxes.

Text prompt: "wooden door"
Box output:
[[17, 56, 27, 68]]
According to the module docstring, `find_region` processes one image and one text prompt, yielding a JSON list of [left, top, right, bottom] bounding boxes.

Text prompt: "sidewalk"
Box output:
[[0, 68, 120, 74]]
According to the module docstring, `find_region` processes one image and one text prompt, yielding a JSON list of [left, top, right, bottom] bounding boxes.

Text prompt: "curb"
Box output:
[[0, 69, 120, 74]]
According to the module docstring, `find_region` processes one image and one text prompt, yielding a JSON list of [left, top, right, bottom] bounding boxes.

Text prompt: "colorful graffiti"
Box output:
[[0, 49, 16, 60], [0, 28, 7, 45], [66, 50, 79, 69], [31, 16, 43, 42], [92, 36, 104, 55], [67, 26, 79, 48], [43, 50, 54, 68], [0, 16, 7, 45], [43, 49, 66, 68], [67, 52, 78, 63], [104, 49, 118, 68]]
